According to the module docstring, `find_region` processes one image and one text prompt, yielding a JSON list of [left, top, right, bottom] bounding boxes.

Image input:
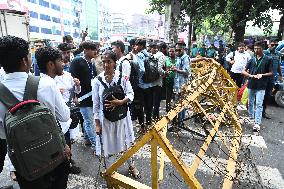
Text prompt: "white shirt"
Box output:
[[116, 56, 131, 78], [225, 51, 251, 73], [152, 51, 166, 87], [0, 72, 70, 139], [0, 67, 5, 81], [55, 71, 81, 102]]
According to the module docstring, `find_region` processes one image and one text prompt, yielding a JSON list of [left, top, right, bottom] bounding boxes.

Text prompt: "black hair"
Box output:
[[149, 42, 158, 48], [34, 39, 45, 44], [102, 50, 117, 62], [270, 39, 278, 44], [135, 39, 146, 48], [159, 42, 167, 50], [111, 40, 125, 53], [176, 41, 186, 48], [35, 47, 62, 74], [63, 35, 73, 43], [58, 42, 72, 51], [168, 44, 175, 49], [129, 38, 137, 47], [81, 41, 97, 50], [238, 43, 245, 47], [247, 44, 253, 50], [0, 35, 29, 73], [254, 41, 265, 49]]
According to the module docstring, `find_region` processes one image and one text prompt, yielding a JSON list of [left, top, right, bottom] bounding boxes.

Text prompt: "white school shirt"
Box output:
[[0, 67, 5, 81], [225, 51, 251, 73], [116, 56, 131, 78], [55, 71, 81, 102], [0, 72, 70, 139], [55, 71, 81, 133]]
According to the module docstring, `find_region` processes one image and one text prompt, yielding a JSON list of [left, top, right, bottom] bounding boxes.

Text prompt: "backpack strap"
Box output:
[[0, 82, 20, 109], [23, 75, 40, 100], [97, 76, 108, 89]]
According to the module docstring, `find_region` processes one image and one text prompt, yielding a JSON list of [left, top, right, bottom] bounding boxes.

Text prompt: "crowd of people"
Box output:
[[0, 34, 283, 189]]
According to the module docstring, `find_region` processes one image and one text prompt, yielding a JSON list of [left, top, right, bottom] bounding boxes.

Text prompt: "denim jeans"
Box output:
[[80, 107, 96, 148], [248, 89, 265, 125]]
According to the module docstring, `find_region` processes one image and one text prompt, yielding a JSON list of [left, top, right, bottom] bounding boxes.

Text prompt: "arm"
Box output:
[[70, 58, 79, 78], [54, 84, 70, 122], [277, 62, 283, 81], [225, 52, 234, 62], [92, 79, 101, 134]]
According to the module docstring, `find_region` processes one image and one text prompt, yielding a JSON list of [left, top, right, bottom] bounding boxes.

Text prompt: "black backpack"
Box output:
[[123, 54, 139, 90], [142, 52, 160, 83], [0, 75, 66, 181], [97, 73, 127, 122]]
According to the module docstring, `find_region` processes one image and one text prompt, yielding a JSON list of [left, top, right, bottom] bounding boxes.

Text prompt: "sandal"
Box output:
[[129, 166, 141, 179], [10, 171, 17, 181]]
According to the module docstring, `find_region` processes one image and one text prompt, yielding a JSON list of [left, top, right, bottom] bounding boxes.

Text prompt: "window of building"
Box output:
[[40, 14, 51, 21], [29, 26, 39, 33], [29, 11, 38, 18], [52, 17, 61, 23], [64, 31, 70, 36], [51, 4, 60, 11], [41, 28, 52, 34], [55, 30, 61, 35], [27, 0, 37, 4], [39, 0, 49, 8], [63, 20, 70, 25]]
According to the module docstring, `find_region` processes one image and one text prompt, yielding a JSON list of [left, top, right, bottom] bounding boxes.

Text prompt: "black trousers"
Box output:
[[165, 81, 174, 112], [0, 139, 7, 173], [137, 87, 154, 125], [16, 160, 69, 189], [263, 82, 274, 114], [153, 86, 162, 120], [230, 72, 244, 88], [130, 88, 144, 125]]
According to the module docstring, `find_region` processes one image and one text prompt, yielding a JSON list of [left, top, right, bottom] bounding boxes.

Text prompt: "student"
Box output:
[[70, 41, 97, 150], [31, 39, 45, 76], [111, 40, 131, 77], [0, 36, 71, 189], [55, 44, 82, 174], [92, 50, 140, 178], [242, 41, 272, 132]]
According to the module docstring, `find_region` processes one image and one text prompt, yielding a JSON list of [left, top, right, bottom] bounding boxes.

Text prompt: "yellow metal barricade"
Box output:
[[102, 59, 242, 189]]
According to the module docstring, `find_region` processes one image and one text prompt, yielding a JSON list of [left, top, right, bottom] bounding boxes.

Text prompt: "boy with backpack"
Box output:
[[0, 36, 71, 189]]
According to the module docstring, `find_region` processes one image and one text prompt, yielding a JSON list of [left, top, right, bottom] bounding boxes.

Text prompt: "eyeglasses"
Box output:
[[175, 49, 182, 52]]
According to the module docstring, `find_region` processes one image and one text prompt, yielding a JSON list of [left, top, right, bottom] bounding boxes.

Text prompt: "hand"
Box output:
[[82, 30, 88, 38], [74, 78, 80, 86], [256, 74, 263, 79], [230, 60, 235, 65], [279, 76, 283, 82], [63, 145, 71, 160], [59, 88, 64, 94], [105, 96, 123, 111], [96, 122, 101, 135], [73, 96, 79, 105]]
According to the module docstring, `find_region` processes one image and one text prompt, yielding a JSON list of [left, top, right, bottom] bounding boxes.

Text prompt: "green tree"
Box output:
[[148, 0, 284, 43]]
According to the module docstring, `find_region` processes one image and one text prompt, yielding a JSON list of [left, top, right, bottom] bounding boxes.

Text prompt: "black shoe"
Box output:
[[263, 113, 271, 119], [0, 186, 13, 189], [70, 165, 81, 174], [70, 159, 76, 165]]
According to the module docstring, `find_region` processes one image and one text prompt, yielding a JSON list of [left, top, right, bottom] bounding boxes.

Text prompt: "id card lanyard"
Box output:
[[82, 56, 95, 79]]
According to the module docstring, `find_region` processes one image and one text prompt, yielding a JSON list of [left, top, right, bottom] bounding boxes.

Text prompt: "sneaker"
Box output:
[[253, 124, 260, 132]]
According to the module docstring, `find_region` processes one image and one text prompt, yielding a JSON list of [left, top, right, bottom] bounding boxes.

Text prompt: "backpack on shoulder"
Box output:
[[142, 52, 160, 83], [0, 75, 66, 181], [97, 73, 128, 122]]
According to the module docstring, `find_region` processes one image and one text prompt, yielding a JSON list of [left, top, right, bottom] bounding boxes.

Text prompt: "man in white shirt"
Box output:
[[226, 43, 251, 88], [112, 40, 131, 77], [149, 42, 166, 120], [0, 36, 71, 189]]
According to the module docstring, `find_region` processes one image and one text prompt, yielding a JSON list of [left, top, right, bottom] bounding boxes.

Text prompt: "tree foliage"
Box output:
[[148, 0, 284, 43]]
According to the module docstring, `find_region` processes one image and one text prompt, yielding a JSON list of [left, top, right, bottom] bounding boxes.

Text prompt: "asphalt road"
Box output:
[[1, 102, 284, 189]]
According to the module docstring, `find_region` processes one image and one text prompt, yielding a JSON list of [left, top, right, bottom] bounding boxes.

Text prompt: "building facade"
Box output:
[[27, 0, 85, 44]]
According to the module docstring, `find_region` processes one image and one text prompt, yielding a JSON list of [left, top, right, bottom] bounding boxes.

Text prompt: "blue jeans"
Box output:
[[80, 107, 96, 148], [178, 109, 186, 127], [248, 89, 265, 125]]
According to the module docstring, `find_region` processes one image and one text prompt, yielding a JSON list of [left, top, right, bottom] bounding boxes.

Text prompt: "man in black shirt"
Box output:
[[70, 41, 97, 151], [242, 41, 272, 132]]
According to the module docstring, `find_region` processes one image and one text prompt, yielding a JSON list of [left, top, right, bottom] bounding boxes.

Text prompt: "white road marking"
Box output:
[[257, 166, 284, 189]]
